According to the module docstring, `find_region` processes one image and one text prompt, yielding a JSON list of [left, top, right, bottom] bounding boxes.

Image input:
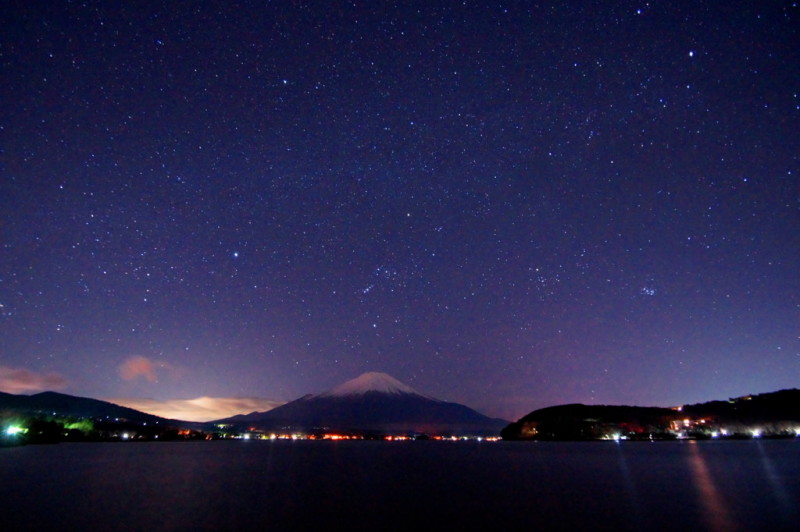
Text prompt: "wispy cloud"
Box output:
[[0, 365, 67, 394], [118, 356, 169, 383], [107, 396, 283, 422]]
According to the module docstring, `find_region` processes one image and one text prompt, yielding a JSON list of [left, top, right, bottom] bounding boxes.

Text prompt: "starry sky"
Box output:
[[1, 1, 798, 422]]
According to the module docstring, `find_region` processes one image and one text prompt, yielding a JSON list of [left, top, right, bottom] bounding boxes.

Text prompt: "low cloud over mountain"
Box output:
[[108, 396, 283, 422], [0, 365, 67, 394]]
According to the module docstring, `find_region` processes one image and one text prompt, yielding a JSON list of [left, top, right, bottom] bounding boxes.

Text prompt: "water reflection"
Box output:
[[686, 442, 738, 532], [755, 440, 792, 517], [614, 443, 644, 528]]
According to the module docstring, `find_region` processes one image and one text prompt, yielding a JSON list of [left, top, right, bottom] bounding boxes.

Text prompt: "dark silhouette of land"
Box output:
[[501, 389, 800, 440], [3, 387, 799, 445], [0, 391, 205, 444], [215, 372, 507, 436]]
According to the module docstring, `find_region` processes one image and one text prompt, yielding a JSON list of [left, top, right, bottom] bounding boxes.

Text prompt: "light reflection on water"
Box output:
[[614, 441, 645, 529], [0, 440, 798, 530], [756, 439, 792, 515], [686, 441, 738, 532]]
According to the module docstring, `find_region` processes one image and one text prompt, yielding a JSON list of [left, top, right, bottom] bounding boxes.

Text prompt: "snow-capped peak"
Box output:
[[318, 372, 420, 397]]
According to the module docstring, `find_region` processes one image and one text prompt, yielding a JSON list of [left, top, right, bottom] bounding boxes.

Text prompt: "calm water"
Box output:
[[1, 440, 798, 531]]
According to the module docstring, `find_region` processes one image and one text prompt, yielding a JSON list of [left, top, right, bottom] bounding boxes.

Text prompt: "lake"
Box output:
[[1, 439, 798, 530]]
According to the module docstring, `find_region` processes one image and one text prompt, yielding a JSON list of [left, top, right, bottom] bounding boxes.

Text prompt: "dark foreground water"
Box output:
[[1, 440, 798, 531]]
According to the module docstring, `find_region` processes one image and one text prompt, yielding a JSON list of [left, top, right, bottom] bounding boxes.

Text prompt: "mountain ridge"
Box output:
[[501, 388, 800, 440], [214, 372, 507, 435], [5, 383, 798, 440], [0, 390, 199, 429]]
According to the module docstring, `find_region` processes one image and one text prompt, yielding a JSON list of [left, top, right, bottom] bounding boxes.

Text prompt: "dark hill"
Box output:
[[682, 389, 800, 422], [502, 388, 800, 440], [0, 390, 196, 428]]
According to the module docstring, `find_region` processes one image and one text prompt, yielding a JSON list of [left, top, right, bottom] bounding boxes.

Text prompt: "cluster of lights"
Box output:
[[224, 431, 500, 442], [604, 425, 800, 441], [227, 433, 306, 440], [321, 434, 361, 440]]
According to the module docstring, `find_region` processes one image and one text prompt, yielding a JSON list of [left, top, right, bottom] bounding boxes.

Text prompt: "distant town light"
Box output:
[[5, 426, 24, 436]]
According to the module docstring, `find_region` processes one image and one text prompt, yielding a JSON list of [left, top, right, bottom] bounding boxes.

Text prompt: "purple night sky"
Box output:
[[1, 1, 798, 421]]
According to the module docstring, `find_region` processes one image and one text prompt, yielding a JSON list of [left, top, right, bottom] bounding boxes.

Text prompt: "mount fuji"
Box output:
[[216, 372, 507, 436]]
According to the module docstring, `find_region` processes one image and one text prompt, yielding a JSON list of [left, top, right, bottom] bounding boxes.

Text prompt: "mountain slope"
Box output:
[[0, 390, 193, 427], [501, 388, 800, 440], [216, 372, 507, 435]]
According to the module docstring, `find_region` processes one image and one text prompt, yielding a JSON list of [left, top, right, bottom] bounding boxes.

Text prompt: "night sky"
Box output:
[[2, 1, 798, 422]]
